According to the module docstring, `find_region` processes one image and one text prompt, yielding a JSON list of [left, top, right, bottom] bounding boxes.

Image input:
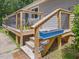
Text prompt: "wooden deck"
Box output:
[[2, 24, 34, 36]]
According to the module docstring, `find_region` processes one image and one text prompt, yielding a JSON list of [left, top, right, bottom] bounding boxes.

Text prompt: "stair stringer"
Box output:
[[44, 38, 55, 55]]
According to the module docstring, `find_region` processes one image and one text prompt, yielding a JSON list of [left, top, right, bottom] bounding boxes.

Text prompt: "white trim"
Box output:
[[31, 6, 39, 12], [30, 6, 40, 19]]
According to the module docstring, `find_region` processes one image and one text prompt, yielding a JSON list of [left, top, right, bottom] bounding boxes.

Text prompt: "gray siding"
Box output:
[[61, 14, 69, 29], [39, 0, 76, 16], [40, 15, 58, 31], [38, 0, 77, 31]]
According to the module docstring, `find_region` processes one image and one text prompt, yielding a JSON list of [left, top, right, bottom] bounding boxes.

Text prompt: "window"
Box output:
[[32, 8, 38, 12], [31, 7, 39, 18]]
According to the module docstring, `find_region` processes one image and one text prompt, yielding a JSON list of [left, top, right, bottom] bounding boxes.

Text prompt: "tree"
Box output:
[[0, 0, 33, 26], [0, 0, 5, 25], [72, 4, 79, 51]]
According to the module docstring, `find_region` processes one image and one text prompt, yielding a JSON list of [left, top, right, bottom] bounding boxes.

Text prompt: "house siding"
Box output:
[[38, 0, 77, 31], [39, 0, 76, 16]]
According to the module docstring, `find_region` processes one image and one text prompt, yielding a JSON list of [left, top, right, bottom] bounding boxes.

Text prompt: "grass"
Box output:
[[62, 46, 76, 59], [0, 27, 20, 48], [0, 27, 4, 32], [7, 32, 20, 48]]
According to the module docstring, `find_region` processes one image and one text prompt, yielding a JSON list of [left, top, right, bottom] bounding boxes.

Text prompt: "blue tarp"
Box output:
[[39, 29, 64, 39]]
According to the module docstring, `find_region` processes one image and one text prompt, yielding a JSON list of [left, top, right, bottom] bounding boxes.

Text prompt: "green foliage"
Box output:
[[62, 46, 76, 59], [72, 4, 79, 51], [73, 4, 79, 16], [0, 0, 33, 26], [0, 27, 4, 32]]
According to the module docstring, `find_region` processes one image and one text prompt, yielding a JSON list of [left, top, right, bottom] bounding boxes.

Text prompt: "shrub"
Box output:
[[72, 4, 79, 52]]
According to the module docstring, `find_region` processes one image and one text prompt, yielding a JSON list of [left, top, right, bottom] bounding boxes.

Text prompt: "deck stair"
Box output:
[[29, 37, 50, 45], [21, 29, 64, 58], [25, 41, 35, 49], [20, 8, 72, 59], [30, 37, 35, 41], [21, 44, 35, 59], [21, 39, 46, 59]]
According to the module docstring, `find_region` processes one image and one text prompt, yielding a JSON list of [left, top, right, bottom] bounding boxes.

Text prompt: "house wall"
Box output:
[[38, 0, 77, 31], [39, 0, 76, 16]]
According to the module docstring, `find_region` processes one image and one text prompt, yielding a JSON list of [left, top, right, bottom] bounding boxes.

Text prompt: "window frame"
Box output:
[[31, 6, 39, 19]]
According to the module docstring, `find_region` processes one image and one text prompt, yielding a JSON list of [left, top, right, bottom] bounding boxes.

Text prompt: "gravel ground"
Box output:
[[0, 32, 17, 59]]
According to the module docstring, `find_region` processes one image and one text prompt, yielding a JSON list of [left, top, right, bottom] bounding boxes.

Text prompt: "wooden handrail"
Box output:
[[4, 10, 43, 20], [31, 8, 72, 29], [22, 10, 43, 15], [32, 8, 72, 58], [60, 8, 72, 13]]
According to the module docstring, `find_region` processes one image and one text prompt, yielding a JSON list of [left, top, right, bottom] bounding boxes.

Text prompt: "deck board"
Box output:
[[3, 24, 34, 36]]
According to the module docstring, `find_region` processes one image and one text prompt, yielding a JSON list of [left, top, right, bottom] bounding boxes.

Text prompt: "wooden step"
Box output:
[[40, 40, 50, 45], [30, 37, 35, 41], [25, 41, 35, 49], [25, 40, 44, 51], [21, 45, 35, 59]]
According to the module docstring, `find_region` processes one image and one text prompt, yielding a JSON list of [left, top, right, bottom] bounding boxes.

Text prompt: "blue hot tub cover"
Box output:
[[39, 29, 64, 39]]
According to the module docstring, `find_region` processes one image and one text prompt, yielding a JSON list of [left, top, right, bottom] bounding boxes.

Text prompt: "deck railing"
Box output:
[[3, 8, 73, 59], [3, 10, 43, 32], [31, 8, 72, 59]]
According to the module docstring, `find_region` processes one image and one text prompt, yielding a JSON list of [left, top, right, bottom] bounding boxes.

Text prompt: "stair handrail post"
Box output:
[[68, 14, 71, 29], [20, 12, 23, 32], [58, 35, 63, 59], [34, 27, 42, 59], [15, 13, 19, 44], [56, 11, 62, 29]]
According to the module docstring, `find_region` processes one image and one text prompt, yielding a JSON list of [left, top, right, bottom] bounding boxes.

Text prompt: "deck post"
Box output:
[[34, 28, 42, 59], [23, 14, 26, 30], [20, 11, 23, 46], [58, 36, 62, 49], [16, 35, 19, 44], [58, 35, 62, 59], [20, 35, 23, 46], [20, 12, 23, 31], [57, 11, 62, 28], [16, 14, 18, 29], [68, 14, 71, 29], [15, 14, 19, 44]]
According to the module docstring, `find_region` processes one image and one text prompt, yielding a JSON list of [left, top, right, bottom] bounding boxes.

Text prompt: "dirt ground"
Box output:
[[0, 32, 17, 59]]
